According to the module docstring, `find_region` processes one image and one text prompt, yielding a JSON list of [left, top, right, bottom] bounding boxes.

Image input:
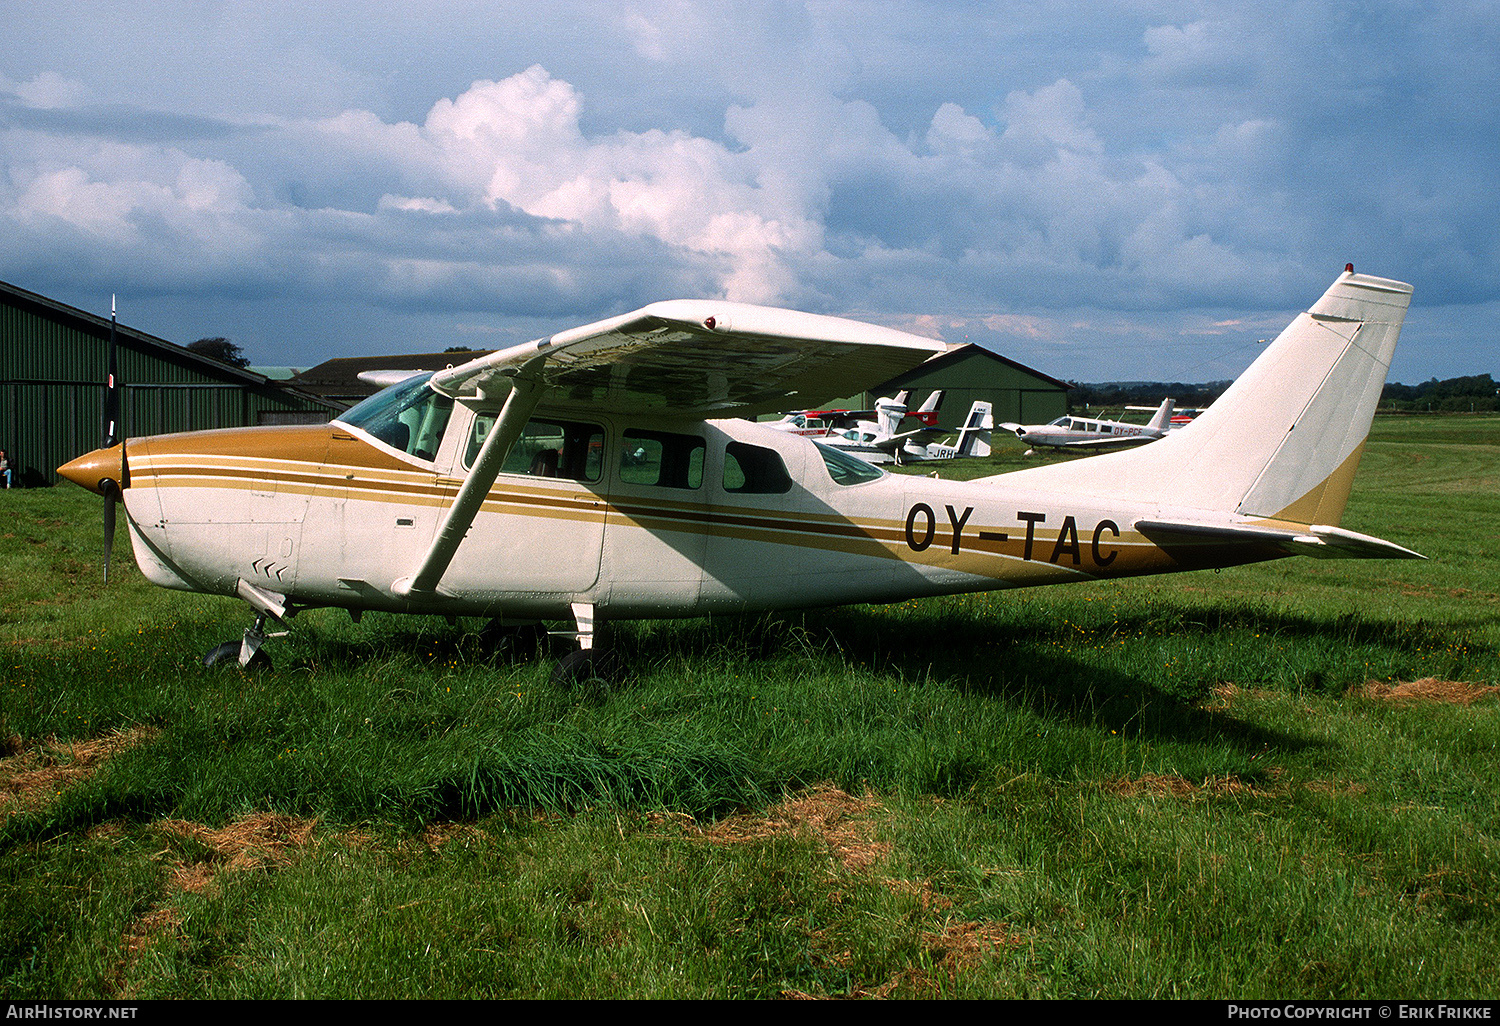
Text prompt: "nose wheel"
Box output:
[[202, 637, 273, 671], [204, 580, 292, 670], [202, 611, 281, 670]]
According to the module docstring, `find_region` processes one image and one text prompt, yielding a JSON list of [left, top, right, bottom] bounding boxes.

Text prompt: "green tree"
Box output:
[[187, 337, 250, 369]]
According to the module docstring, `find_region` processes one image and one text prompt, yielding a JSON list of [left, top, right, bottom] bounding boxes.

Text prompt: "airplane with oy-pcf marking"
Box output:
[[998, 397, 1177, 452], [58, 266, 1422, 682]]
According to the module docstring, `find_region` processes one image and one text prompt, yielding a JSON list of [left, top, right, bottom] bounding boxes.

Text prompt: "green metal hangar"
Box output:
[[1, 279, 339, 487], [855, 342, 1069, 432]]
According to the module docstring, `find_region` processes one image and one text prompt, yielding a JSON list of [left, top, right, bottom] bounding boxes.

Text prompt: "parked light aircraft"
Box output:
[[999, 397, 1176, 451], [821, 391, 993, 466], [59, 267, 1421, 681], [768, 389, 944, 438]]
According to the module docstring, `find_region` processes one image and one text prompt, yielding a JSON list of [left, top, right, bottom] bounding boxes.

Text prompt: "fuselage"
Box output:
[[105, 399, 1285, 623], [1010, 414, 1165, 448]]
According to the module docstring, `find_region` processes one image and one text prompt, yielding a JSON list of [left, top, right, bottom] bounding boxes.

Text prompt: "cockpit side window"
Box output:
[[464, 415, 604, 481], [815, 442, 883, 485], [337, 373, 454, 462]]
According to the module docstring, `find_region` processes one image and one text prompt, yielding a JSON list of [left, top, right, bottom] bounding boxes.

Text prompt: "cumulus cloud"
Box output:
[[2, 70, 87, 109], [0, 1, 1496, 380]]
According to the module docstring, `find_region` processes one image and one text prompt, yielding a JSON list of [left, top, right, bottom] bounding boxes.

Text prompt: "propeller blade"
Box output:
[[103, 296, 121, 448], [101, 295, 125, 581], [102, 481, 117, 583]]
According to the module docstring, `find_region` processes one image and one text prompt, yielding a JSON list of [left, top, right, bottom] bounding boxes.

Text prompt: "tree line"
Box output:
[[1379, 374, 1498, 412], [1066, 374, 1498, 414]]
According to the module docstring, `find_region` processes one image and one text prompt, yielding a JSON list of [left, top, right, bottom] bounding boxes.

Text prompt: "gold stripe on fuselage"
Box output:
[[127, 426, 1211, 585]]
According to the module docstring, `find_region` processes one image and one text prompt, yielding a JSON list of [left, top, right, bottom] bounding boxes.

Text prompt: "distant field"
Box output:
[[2, 414, 1496, 999]]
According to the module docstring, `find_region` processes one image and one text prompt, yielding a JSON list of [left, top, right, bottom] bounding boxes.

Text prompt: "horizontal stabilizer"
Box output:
[[1135, 519, 1425, 560]]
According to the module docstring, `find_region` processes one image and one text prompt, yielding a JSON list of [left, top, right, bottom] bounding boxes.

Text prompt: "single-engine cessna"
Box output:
[[1000, 397, 1176, 451], [59, 267, 1421, 680]]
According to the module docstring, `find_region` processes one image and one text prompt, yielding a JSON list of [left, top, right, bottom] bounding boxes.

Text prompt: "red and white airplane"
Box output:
[[60, 267, 1421, 681], [768, 389, 945, 438]]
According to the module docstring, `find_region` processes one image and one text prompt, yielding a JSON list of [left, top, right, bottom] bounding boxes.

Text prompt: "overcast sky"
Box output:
[[2, 1, 1496, 384]]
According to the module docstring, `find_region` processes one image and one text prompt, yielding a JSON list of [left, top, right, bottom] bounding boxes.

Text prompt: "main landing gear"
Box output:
[[550, 601, 619, 687]]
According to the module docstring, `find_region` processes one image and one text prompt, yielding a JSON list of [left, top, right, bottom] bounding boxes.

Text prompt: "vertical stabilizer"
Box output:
[[875, 395, 908, 439], [918, 390, 944, 414], [981, 269, 1413, 525], [1145, 398, 1174, 433], [956, 401, 994, 457]]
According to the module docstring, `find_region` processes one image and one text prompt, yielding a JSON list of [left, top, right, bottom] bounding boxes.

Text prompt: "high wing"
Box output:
[[357, 369, 427, 389], [429, 300, 943, 418], [396, 299, 943, 598]]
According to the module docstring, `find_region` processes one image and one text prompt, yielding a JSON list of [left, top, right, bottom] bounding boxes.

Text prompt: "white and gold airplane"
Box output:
[[58, 267, 1422, 680]]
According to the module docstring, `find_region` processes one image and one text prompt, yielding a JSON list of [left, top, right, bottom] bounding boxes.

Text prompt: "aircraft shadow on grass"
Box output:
[[259, 596, 1478, 768]]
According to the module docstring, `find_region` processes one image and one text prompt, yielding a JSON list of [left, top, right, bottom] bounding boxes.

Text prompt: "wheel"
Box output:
[[551, 647, 618, 687], [202, 640, 272, 671]]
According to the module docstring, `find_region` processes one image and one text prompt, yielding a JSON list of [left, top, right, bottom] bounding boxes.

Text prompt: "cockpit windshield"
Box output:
[[337, 373, 455, 462]]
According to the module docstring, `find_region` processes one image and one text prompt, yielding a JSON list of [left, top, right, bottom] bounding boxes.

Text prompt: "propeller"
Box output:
[[100, 295, 127, 582]]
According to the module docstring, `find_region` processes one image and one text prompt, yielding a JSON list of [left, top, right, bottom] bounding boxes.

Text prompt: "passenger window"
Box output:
[[620, 430, 705, 489], [723, 442, 792, 494], [465, 416, 603, 481]]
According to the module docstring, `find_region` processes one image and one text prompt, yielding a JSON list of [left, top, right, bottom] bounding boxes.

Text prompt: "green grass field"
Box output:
[[2, 414, 1497, 999]]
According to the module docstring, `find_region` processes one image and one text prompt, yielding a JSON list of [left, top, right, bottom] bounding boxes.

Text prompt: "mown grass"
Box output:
[[1, 414, 1496, 998]]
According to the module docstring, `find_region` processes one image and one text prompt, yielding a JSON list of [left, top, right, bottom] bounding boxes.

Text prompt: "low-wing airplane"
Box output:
[[59, 266, 1421, 682], [999, 397, 1176, 451], [768, 389, 944, 438]]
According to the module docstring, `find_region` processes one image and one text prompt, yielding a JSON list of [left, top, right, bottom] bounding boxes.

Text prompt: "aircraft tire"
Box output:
[[551, 647, 617, 688], [202, 640, 272, 671]]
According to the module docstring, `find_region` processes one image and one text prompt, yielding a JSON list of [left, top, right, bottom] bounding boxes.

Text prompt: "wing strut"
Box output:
[[393, 356, 547, 598]]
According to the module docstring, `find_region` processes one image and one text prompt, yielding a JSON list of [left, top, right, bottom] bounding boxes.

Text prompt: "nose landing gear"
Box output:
[[202, 609, 287, 670], [203, 579, 292, 670]]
